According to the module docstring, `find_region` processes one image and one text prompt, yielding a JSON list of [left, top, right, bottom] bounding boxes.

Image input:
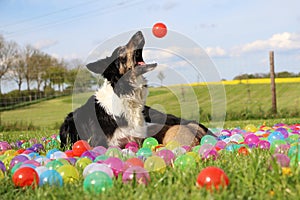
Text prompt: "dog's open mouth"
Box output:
[[134, 49, 157, 74], [137, 61, 146, 65]]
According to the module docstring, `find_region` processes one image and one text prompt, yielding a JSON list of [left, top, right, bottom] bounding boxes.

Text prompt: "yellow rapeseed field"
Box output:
[[189, 77, 300, 86]]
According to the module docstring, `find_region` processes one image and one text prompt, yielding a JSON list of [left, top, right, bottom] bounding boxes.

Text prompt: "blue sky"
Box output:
[[1, 0, 300, 89]]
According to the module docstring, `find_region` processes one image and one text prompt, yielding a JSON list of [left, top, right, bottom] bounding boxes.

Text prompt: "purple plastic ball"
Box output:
[[31, 143, 44, 152], [81, 150, 99, 161], [92, 146, 107, 155], [275, 128, 289, 138], [0, 160, 6, 172], [0, 141, 11, 151], [10, 155, 29, 169]]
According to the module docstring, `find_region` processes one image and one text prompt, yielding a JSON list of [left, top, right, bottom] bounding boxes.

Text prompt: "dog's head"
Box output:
[[87, 31, 157, 95]]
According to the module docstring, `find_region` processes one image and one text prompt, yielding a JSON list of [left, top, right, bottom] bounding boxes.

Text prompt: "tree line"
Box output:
[[233, 71, 300, 80], [0, 35, 95, 107]]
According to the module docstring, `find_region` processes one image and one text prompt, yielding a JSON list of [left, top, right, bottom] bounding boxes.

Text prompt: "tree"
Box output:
[[24, 45, 37, 92], [31, 51, 52, 96], [157, 71, 165, 87], [0, 36, 19, 94], [47, 60, 67, 92], [65, 59, 84, 88], [9, 47, 26, 92]]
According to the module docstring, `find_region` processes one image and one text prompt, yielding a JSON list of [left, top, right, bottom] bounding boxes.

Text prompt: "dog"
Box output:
[[59, 31, 215, 149]]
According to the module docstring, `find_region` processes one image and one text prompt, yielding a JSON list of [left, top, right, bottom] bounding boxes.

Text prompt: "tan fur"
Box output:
[[162, 125, 199, 147]]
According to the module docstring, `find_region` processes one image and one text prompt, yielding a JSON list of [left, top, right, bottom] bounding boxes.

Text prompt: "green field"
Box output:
[[1, 82, 299, 129], [0, 82, 300, 200]]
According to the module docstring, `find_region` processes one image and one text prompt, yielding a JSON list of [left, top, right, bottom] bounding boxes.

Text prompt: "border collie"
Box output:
[[59, 31, 214, 149]]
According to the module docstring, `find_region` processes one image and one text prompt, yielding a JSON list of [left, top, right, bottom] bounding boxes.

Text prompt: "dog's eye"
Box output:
[[120, 55, 127, 62]]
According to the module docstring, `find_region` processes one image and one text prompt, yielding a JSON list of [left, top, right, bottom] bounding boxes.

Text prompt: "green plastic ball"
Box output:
[[136, 148, 152, 158], [201, 135, 217, 146], [174, 154, 196, 170], [142, 137, 159, 149], [83, 171, 113, 194]]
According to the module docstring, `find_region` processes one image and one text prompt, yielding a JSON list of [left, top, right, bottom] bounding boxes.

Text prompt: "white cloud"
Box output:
[[205, 46, 226, 57], [232, 32, 300, 55], [33, 39, 58, 50]]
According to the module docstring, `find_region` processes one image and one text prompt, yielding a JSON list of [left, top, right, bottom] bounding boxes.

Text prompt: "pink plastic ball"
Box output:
[[257, 140, 271, 150], [244, 134, 260, 147], [103, 157, 124, 177], [155, 149, 175, 166], [122, 166, 150, 185]]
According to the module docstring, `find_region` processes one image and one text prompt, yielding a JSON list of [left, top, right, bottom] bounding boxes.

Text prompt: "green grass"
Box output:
[[1, 82, 300, 129], [147, 83, 300, 121]]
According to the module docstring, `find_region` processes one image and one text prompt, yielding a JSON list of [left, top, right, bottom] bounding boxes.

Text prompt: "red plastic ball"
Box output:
[[196, 166, 229, 190], [72, 140, 91, 157], [12, 167, 39, 188], [152, 22, 167, 38]]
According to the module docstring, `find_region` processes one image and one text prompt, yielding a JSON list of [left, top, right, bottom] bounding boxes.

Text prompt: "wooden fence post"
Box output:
[[270, 51, 277, 114]]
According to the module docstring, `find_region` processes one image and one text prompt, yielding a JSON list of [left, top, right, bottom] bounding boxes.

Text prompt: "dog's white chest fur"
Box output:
[[95, 79, 125, 117], [94, 78, 148, 146]]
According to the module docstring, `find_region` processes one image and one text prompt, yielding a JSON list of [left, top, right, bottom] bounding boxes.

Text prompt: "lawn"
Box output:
[[1, 82, 300, 129]]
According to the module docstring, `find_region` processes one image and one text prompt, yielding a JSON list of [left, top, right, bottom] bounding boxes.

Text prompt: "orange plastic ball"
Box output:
[[152, 22, 167, 38], [197, 166, 229, 190], [72, 140, 91, 157], [12, 167, 39, 188]]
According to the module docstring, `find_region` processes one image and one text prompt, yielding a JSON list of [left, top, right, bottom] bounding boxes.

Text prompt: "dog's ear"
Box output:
[[86, 58, 109, 74]]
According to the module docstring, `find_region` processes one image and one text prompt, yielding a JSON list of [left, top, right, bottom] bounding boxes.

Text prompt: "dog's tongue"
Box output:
[[138, 61, 145, 65]]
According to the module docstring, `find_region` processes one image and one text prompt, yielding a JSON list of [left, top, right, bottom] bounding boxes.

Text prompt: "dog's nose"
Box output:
[[133, 31, 144, 43], [135, 31, 143, 38]]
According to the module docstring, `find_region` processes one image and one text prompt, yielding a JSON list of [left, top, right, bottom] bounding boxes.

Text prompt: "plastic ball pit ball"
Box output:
[[136, 147, 152, 158], [144, 156, 166, 173], [75, 157, 92, 172], [83, 171, 113, 194], [155, 149, 175, 166], [12, 167, 39, 188], [39, 170, 63, 187], [142, 137, 159, 149], [124, 157, 144, 169], [103, 157, 124, 177], [105, 147, 122, 158], [72, 140, 91, 157], [152, 22, 167, 38], [2, 123, 300, 194], [196, 166, 229, 190], [201, 135, 217, 146], [83, 163, 114, 178], [174, 154, 196, 170], [122, 166, 150, 185], [56, 165, 80, 183]]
